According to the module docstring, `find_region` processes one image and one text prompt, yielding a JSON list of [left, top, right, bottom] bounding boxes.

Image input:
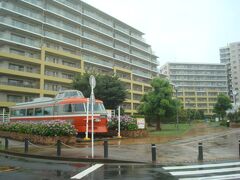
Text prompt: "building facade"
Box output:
[[160, 62, 228, 116], [220, 41, 240, 103], [0, 0, 158, 114]]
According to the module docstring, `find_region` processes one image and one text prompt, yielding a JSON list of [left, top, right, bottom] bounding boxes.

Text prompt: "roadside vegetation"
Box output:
[[0, 121, 77, 136], [149, 123, 192, 136]]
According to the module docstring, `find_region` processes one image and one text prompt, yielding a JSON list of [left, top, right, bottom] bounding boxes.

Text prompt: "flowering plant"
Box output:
[[0, 121, 77, 136], [108, 115, 138, 131]]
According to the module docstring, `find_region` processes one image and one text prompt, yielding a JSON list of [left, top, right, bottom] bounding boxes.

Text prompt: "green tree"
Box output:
[[72, 73, 127, 109], [213, 93, 232, 120], [138, 78, 179, 130]]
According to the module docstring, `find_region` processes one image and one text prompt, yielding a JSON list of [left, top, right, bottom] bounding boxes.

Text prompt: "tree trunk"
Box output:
[[156, 119, 161, 131]]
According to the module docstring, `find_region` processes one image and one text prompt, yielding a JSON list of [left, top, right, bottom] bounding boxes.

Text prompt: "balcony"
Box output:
[[1, 2, 43, 21], [0, 17, 42, 35], [0, 81, 39, 89], [0, 33, 40, 48]]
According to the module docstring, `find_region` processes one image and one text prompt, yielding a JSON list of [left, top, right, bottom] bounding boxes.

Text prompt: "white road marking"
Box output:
[[163, 161, 240, 170], [71, 164, 104, 179], [170, 166, 240, 176], [179, 173, 240, 180]]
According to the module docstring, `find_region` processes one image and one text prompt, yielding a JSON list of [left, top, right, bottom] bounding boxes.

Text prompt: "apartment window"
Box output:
[[26, 66, 33, 73], [9, 63, 24, 71], [62, 73, 73, 79], [10, 48, 25, 56], [63, 61, 76, 67], [7, 95, 22, 103], [8, 79, 23, 85], [13, 19, 25, 29], [25, 95, 34, 102], [11, 33, 25, 43]]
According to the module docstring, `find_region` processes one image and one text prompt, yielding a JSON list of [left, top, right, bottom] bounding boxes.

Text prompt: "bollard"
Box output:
[[5, 137, 8, 150], [151, 144, 156, 163], [104, 140, 108, 158], [57, 140, 61, 157], [239, 140, 240, 158], [24, 138, 29, 153], [198, 142, 203, 161]]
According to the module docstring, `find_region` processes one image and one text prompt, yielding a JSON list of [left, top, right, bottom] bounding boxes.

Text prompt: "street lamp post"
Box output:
[[186, 99, 191, 125], [176, 86, 179, 130], [233, 91, 238, 106], [171, 83, 179, 130], [232, 91, 239, 121]]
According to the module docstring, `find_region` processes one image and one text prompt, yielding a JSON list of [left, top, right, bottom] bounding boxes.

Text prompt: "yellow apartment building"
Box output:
[[0, 0, 158, 114]]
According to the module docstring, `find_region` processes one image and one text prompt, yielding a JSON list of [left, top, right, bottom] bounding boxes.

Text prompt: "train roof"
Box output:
[[58, 97, 102, 104]]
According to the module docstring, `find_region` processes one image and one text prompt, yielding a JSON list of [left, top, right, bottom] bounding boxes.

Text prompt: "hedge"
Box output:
[[0, 121, 77, 137]]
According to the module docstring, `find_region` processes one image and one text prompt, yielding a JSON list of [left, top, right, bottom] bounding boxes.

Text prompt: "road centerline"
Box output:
[[71, 164, 104, 179]]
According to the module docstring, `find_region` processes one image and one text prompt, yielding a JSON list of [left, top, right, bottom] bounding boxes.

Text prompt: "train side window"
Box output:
[[63, 104, 72, 112], [10, 110, 16, 116], [19, 109, 26, 116], [54, 105, 59, 115], [27, 108, 34, 116], [74, 103, 85, 113], [35, 107, 42, 116], [43, 106, 53, 115]]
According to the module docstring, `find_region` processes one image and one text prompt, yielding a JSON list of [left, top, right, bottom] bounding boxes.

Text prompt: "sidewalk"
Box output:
[[1, 126, 240, 165]]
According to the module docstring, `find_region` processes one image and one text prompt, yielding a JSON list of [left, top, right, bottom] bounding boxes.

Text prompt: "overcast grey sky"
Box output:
[[83, 0, 240, 67]]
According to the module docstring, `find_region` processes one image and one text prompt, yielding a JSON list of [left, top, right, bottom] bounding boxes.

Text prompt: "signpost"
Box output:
[[84, 98, 90, 140], [118, 106, 121, 138], [89, 75, 96, 158]]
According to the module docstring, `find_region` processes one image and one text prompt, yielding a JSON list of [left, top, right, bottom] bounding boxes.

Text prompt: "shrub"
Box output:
[[108, 115, 138, 131], [0, 121, 77, 136]]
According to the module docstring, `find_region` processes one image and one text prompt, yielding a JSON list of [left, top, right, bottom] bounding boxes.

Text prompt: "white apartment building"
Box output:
[[160, 62, 228, 116], [220, 41, 240, 103]]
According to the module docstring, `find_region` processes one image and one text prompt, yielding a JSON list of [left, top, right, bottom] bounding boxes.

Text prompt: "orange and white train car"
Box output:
[[9, 90, 108, 133]]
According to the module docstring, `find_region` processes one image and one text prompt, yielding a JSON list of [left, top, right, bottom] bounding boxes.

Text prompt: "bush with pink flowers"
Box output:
[[108, 116, 138, 131], [0, 121, 77, 136]]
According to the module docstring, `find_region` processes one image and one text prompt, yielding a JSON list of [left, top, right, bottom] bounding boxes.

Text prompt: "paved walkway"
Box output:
[[1, 124, 240, 164]]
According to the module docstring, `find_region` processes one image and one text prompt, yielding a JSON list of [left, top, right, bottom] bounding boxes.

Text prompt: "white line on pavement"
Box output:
[[179, 173, 240, 180], [163, 161, 240, 170], [71, 164, 104, 179], [170, 167, 240, 176]]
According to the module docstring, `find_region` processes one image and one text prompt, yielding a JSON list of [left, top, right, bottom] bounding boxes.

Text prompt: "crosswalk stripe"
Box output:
[[170, 166, 240, 176], [71, 164, 104, 179], [163, 161, 240, 170], [179, 173, 240, 180]]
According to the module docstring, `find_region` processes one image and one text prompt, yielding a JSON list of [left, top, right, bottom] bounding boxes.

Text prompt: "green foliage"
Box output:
[[72, 73, 127, 109], [149, 123, 192, 136], [213, 93, 232, 120], [219, 120, 228, 126], [138, 78, 179, 130], [108, 116, 138, 131], [227, 108, 240, 122], [0, 121, 77, 136]]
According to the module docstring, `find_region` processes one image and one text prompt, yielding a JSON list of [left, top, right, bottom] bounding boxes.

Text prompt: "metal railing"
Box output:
[[0, 109, 10, 123]]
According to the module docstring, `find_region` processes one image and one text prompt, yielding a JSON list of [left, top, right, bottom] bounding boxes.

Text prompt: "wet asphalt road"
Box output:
[[2, 155, 240, 179], [0, 155, 174, 180]]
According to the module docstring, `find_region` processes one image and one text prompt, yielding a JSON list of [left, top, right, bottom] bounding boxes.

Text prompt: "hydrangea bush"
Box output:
[[0, 121, 77, 136], [108, 115, 138, 131]]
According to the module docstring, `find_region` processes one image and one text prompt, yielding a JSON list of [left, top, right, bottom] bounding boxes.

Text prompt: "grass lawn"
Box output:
[[149, 123, 193, 136]]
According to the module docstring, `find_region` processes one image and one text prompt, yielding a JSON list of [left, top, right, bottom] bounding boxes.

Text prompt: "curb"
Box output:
[[76, 137, 128, 143], [0, 149, 146, 164]]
